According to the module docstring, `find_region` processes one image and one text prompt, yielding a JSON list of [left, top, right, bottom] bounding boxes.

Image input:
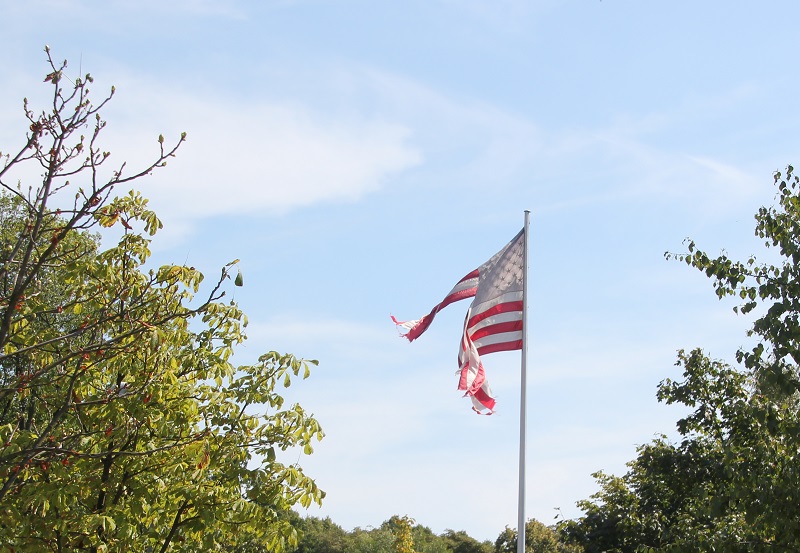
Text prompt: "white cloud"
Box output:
[[95, 76, 422, 226], [3, 50, 768, 245], [338, 66, 773, 224]]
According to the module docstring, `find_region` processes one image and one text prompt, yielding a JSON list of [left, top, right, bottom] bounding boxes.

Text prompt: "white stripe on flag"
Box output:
[[469, 290, 524, 317], [446, 277, 479, 297], [468, 311, 523, 333], [471, 331, 524, 350]]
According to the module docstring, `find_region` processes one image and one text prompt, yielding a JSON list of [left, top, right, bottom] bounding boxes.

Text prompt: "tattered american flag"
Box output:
[[392, 229, 524, 413]]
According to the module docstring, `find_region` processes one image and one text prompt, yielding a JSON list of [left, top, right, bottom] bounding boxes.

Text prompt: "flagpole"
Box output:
[[517, 210, 530, 553]]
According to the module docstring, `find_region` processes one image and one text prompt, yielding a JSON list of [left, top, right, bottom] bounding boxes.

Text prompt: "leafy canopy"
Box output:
[[559, 165, 800, 552], [0, 48, 323, 553]]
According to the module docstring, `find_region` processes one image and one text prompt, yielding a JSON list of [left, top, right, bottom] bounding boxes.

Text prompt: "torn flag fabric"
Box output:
[[392, 229, 524, 413]]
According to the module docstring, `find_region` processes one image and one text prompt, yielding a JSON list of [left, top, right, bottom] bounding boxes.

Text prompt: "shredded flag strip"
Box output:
[[392, 229, 524, 413]]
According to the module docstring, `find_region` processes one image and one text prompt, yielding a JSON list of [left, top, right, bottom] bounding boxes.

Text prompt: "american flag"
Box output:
[[392, 229, 524, 413]]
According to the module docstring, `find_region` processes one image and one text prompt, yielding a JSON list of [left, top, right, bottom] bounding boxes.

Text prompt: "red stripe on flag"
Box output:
[[467, 301, 524, 327], [458, 362, 485, 395], [440, 286, 478, 309], [468, 320, 522, 341], [398, 270, 480, 342], [472, 387, 496, 412], [477, 339, 523, 356], [456, 269, 480, 282]]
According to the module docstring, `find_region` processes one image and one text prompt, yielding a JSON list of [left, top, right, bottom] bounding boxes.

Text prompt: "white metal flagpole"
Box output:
[[517, 210, 530, 553]]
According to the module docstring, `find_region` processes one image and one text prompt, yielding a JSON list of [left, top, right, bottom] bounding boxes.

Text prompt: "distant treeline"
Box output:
[[249, 513, 578, 553]]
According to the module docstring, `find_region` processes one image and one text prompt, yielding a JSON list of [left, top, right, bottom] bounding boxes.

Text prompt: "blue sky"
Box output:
[[2, 0, 800, 542]]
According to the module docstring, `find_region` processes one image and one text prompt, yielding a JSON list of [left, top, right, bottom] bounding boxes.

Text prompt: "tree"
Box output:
[[410, 524, 450, 553], [557, 471, 640, 553], [278, 514, 495, 553], [494, 519, 579, 553], [561, 165, 800, 552], [439, 529, 492, 553], [293, 516, 350, 553], [387, 515, 416, 553], [347, 526, 396, 553], [0, 48, 324, 552]]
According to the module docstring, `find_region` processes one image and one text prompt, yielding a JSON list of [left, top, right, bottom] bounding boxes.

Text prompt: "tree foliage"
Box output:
[[390, 516, 417, 553], [293, 515, 351, 553], [560, 165, 800, 552], [0, 49, 324, 552], [495, 519, 579, 553], [280, 514, 495, 553], [440, 529, 492, 553]]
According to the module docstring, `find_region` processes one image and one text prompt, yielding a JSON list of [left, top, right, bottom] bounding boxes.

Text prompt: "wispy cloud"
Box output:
[[95, 75, 422, 226]]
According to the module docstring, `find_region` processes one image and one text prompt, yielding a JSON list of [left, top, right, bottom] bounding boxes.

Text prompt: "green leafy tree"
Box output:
[[293, 516, 350, 553], [0, 49, 324, 552], [348, 525, 396, 553], [495, 519, 579, 553], [280, 514, 493, 553], [557, 471, 639, 553], [561, 165, 800, 552], [410, 524, 449, 553], [431, 529, 491, 553]]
